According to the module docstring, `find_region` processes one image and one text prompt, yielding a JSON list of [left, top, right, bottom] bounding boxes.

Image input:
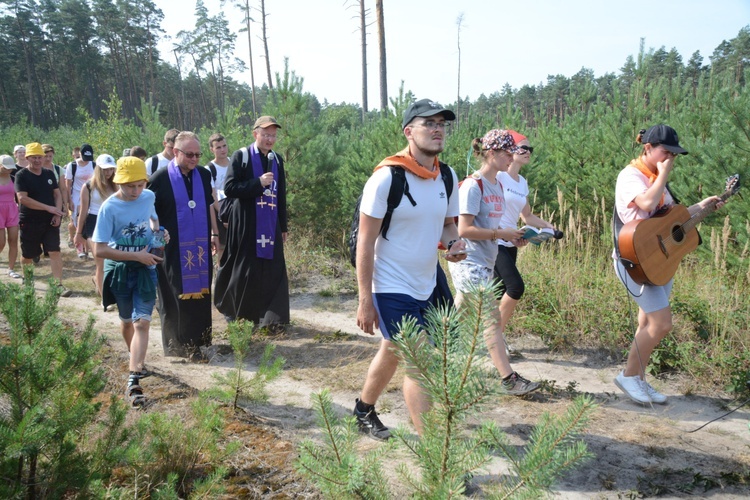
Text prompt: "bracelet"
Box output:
[[491, 229, 497, 240], [447, 239, 457, 250], [211, 233, 219, 237]]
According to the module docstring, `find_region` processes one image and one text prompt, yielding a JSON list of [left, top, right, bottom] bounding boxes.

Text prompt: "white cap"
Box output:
[[1, 155, 17, 170], [13, 145, 25, 153], [95, 154, 117, 169]]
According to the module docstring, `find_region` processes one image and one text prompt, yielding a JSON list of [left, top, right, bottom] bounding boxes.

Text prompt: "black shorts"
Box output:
[[19, 219, 61, 259], [82, 213, 97, 239]]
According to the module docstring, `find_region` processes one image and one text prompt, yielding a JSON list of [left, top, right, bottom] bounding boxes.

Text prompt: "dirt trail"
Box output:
[[7, 266, 750, 498]]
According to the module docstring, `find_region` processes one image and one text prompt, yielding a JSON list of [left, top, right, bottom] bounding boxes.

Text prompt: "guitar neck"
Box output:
[[682, 190, 732, 233]]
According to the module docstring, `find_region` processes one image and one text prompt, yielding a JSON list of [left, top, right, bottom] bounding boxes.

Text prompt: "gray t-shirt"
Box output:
[[458, 175, 506, 269]]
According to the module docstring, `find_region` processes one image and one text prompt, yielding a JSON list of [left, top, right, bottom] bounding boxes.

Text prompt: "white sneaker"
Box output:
[[642, 380, 667, 404], [614, 371, 651, 404]]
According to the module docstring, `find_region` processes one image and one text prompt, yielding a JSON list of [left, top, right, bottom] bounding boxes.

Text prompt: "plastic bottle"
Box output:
[[148, 226, 165, 258]]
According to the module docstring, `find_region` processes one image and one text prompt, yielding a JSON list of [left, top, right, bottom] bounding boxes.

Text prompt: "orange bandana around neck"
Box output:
[[374, 147, 439, 179]]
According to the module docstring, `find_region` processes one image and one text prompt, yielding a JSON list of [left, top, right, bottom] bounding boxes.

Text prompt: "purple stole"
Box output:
[[167, 161, 210, 298], [250, 143, 279, 259]]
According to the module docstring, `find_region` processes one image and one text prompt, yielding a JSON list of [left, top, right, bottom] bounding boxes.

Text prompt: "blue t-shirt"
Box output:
[[92, 189, 158, 252]]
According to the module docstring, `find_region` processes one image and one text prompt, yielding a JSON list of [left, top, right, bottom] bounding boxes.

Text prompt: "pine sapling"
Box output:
[[296, 389, 393, 499]]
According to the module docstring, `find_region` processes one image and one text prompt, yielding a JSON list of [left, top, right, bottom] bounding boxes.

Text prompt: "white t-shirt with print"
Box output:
[[65, 160, 94, 208], [496, 171, 529, 247], [359, 166, 459, 301]]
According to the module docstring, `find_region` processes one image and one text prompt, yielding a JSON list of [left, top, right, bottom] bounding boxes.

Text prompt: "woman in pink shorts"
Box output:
[[0, 155, 20, 279]]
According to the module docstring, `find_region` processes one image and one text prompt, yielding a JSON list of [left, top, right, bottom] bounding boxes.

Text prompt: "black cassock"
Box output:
[[148, 166, 214, 357], [214, 147, 289, 326]]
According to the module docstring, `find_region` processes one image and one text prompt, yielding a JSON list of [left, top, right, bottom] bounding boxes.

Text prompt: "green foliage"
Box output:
[[297, 283, 595, 498], [391, 282, 595, 498], [82, 91, 143, 156], [486, 397, 596, 499], [206, 319, 285, 408], [296, 389, 394, 499], [113, 397, 238, 497], [0, 269, 110, 498]]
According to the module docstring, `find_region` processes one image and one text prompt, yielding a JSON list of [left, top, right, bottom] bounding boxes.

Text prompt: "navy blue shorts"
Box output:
[[373, 293, 431, 340]]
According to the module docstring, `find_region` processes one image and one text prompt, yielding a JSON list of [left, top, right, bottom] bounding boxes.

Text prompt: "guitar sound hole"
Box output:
[[672, 227, 685, 243]]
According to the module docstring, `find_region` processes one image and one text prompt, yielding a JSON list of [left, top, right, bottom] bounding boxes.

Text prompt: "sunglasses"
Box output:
[[519, 145, 534, 154], [175, 148, 202, 159]]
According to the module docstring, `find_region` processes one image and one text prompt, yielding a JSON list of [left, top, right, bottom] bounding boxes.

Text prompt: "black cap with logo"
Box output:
[[402, 99, 456, 130], [642, 125, 688, 155]]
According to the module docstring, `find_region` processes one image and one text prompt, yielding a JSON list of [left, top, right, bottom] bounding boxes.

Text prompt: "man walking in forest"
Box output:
[[14, 142, 71, 296], [145, 129, 180, 176], [214, 116, 290, 329], [353, 99, 466, 440], [148, 131, 218, 360]]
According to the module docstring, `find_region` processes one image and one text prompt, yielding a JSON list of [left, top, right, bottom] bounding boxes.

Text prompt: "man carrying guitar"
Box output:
[[612, 124, 725, 405]]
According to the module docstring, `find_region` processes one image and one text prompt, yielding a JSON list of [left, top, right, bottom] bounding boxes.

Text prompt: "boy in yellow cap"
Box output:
[[91, 157, 167, 408], [14, 142, 70, 296]]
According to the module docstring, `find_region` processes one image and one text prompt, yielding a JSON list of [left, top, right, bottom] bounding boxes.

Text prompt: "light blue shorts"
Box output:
[[110, 267, 158, 323], [613, 259, 673, 313]]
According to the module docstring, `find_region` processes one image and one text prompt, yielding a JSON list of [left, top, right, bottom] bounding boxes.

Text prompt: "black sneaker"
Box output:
[[353, 399, 391, 441], [501, 372, 540, 396]]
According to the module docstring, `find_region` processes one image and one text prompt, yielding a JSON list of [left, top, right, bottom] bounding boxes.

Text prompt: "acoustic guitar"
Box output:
[[618, 174, 740, 286]]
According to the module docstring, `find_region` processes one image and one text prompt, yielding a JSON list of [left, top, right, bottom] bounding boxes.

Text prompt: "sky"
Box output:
[[153, 0, 750, 108]]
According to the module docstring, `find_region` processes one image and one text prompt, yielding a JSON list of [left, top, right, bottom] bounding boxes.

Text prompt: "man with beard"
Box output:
[[214, 116, 289, 329], [148, 131, 218, 360], [352, 99, 466, 440]]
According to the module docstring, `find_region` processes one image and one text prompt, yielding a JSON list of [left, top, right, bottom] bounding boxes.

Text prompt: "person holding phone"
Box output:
[[448, 129, 540, 396]]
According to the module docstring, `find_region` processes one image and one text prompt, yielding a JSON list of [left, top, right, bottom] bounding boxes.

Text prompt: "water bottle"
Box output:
[[148, 226, 165, 258]]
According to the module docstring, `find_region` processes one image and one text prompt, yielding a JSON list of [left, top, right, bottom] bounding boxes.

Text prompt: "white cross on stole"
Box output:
[[257, 235, 274, 247]]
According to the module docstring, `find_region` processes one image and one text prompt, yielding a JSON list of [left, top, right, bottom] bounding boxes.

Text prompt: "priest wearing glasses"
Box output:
[[214, 116, 289, 330], [149, 131, 219, 361]]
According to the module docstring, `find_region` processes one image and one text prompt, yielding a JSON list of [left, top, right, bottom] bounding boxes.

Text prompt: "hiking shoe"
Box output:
[[353, 399, 391, 441], [126, 384, 146, 408], [501, 372, 540, 396], [78, 252, 87, 259], [642, 380, 667, 404], [57, 285, 73, 297], [614, 371, 650, 404]]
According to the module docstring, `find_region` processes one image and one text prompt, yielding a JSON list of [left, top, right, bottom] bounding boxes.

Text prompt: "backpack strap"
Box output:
[[69, 161, 77, 181], [438, 161, 454, 199], [207, 161, 217, 182], [380, 167, 413, 241], [149, 155, 159, 175], [240, 147, 249, 169]]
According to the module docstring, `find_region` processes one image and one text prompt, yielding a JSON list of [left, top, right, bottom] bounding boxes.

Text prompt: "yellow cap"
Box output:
[[25, 142, 44, 157], [113, 157, 148, 184]]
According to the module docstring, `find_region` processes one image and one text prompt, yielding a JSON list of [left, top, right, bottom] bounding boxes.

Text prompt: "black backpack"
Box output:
[[348, 162, 454, 267]]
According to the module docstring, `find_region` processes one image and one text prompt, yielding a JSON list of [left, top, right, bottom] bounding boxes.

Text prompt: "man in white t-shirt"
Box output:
[[145, 129, 179, 176], [65, 143, 95, 256], [353, 99, 466, 440], [205, 132, 230, 262]]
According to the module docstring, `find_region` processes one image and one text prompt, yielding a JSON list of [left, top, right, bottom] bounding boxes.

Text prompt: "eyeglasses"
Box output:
[[259, 133, 277, 140], [175, 149, 202, 159], [519, 145, 534, 154], [414, 120, 450, 131]]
